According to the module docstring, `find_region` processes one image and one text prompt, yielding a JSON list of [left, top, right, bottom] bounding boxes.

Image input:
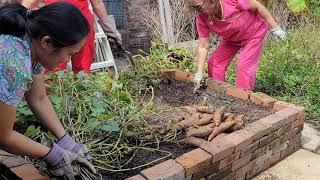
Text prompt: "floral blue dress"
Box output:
[[0, 34, 44, 107]]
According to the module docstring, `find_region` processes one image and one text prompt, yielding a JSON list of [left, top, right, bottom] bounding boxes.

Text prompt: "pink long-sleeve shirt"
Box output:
[[196, 0, 268, 42]]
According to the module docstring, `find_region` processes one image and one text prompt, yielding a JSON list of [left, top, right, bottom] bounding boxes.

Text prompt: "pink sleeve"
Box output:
[[237, 0, 250, 10], [196, 14, 209, 38]]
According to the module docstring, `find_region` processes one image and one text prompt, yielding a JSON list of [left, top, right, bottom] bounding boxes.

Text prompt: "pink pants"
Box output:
[[208, 34, 267, 90]]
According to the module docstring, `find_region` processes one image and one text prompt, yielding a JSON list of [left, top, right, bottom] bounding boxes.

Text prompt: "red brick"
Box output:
[[273, 101, 305, 119], [10, 164, 49, 180], [221, 172, 236, 180], [255, 151, 272, 165], [200, 139, 235, 163], [223, 129, 254, 152], [259, 134, 272, 147], [174, 70, 192, 81], [219, 152, 240, 170], [291, 118, 304, 130], [277, 124, 291, 137], [265, 153, 281, 167], [280, 145, 295, 159], [125, 175, 146, 180], [258, 108, 298, 132], [141, 159, 186, 180], [176, 148, 212, 176], [244, 121, 272, 141], [0, 156, 27, 168], [249, 92, 276, 108], [206, 165, 232, 180], [226, 86, 252, 100], [235, 160, 255, 179], [252, 145, 269, 160], [273, 101, 291, 111], [206, 79, 232, 93], [269, 139, 281, 150], [240, 141, 259, 158], [192, 162, 219, 180], [231, 153, 252, 171], [272, 141, 289, 155]]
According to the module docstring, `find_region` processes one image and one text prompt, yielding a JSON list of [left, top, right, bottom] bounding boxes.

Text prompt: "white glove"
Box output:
[[193, 73, 203, 92], [271, 26, 287, 41], [98, 15, 122, 44]]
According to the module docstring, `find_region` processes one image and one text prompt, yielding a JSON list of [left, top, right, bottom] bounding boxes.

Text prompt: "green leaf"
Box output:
[[100, 120, 120, 132], [17, 107, 33, 116], [117, 91, 132, 104], [286, 0, 307, 13], [82, 118, 100, 132], [24, 125, 41, 138]]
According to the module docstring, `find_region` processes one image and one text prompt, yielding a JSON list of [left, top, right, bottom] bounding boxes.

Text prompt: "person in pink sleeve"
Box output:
[[190, 0, 287, 91]]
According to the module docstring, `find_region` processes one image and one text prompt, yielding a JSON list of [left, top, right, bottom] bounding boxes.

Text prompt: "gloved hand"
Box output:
[[42, 143, 96, 180], [271, 26, 287, 41], [57, 133, 90, 160], [193, 73, 203, 92], [98, 15, 122, 44]]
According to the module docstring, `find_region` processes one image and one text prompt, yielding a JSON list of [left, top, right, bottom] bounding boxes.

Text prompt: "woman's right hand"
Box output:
[[42, 143, 96, 180], [193, 73, 204, 92]]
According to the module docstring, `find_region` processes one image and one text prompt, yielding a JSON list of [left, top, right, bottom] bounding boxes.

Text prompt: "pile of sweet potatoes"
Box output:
[[176, 105, 247, 145]]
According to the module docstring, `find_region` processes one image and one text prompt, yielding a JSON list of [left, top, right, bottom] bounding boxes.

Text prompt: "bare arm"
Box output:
[[196, 37, 210, 74], [25, 75, 66, 139], [0, 102, 49, 158], [248, 0, 278, 29], [90, 0, 108, 18]]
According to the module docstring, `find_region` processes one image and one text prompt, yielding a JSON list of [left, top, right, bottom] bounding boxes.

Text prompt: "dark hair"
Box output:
[[0, 2, 89, 48]]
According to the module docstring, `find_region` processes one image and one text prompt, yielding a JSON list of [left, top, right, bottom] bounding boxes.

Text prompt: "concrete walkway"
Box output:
[[253, 122, 320, 180]]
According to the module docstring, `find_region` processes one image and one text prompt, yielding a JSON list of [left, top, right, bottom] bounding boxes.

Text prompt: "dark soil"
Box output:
[[103, 134, 192, 180], [154, 78, 274, 124], [103, 78, 275, 179]]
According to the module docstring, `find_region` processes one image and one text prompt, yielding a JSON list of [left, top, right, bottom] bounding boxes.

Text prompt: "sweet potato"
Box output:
[[177, 113, 200, 130], [224, 113, 234, 122], [208, 120, 237, 141], [213, 106, 226, 126], [180, 136, 208, 148], [193, 114, 213, 126], [186, 123, 214, 138], [230, 115, 246, 131], [197, 106, 215, 114], [182, 106, 197, 115]]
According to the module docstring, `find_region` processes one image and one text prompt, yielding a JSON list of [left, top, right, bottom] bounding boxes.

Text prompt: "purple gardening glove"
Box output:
[[42, 143, 96, 180], [57, 133, 91, 160], [98, 15, 122, 44]]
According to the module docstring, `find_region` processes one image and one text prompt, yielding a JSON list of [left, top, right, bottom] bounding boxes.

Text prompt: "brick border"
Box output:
[[0, 150, 49, 180], [125, 73, 305, 180]]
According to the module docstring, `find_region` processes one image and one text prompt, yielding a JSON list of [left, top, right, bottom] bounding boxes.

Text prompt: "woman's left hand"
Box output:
[[271, 27, 287, 41]]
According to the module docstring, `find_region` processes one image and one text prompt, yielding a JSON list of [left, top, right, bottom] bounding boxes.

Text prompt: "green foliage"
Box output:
[[227, 25, 320, 126], [120, 39, 196, 95], [16, 71, 154, 170], [286, 0, 308, 13]]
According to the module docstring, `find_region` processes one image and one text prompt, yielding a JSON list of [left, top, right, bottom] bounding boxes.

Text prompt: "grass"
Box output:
[[226, 24, 320, 127]]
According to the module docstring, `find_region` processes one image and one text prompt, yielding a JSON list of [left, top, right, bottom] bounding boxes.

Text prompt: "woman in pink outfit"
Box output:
[[190, 0, 287, 91]]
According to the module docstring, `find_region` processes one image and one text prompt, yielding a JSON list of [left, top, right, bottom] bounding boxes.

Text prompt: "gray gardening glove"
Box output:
[[57, 133, 90, 160], [193, 73, 203, 92], [271, 26, 287, 41], [98, 15, 122, 44], [42, 143, 96, 180]]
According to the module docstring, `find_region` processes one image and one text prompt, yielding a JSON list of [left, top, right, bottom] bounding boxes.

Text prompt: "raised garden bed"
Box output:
[[123, 71, 305, 180]]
